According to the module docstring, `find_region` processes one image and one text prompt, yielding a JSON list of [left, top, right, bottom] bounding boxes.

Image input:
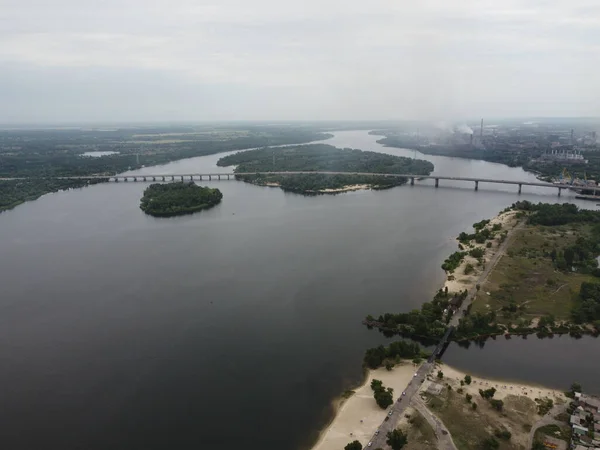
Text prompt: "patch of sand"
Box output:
[[312, 362, 419, 450], [430, 364, 566, 403], [443, 210, 518, 294]]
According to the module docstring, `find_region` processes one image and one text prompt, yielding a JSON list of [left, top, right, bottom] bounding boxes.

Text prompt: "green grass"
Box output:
[[472, 225, 596, 322], [534, 424, 570, 442], [421, 390, 534, 450], [342, 390, 356, 399]]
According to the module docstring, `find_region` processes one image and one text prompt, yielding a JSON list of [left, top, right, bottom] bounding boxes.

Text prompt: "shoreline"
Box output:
[[310, 209, 523, 450], [436, 363, 567, 399], [310, 362, 419, 450], [443, 208, 518, 296]]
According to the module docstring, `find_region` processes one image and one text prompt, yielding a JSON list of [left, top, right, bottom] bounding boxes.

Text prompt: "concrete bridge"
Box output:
[[89, 171, 574, 196], [2, 171, 577, 195]]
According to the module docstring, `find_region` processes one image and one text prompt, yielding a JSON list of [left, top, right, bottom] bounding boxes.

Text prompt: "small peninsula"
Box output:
[[139, 182, 222, 217], [216, 144, 433, 194]]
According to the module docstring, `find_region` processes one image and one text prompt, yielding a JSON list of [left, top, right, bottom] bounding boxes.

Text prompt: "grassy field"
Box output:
[[402, 409, 438, 450], [534, 423, 571, 443], [472, 223, 596, 323], [421, 389, 537, 450]]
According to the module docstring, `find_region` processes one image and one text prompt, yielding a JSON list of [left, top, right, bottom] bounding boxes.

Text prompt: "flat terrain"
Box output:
[[472, 223, 597, 323], [417, 365, 567, 450]]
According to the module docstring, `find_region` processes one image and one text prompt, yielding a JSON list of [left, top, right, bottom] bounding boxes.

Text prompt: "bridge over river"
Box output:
[[10, 171, 580, 196]]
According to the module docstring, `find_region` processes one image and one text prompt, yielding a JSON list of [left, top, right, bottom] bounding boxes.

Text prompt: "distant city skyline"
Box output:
[[2, 0, 600, 123]]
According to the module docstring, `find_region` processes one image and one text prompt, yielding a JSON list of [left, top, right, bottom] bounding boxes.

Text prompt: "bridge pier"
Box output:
[[190, 175, 194, 181], [142, 176, 146, 182], [558, 188, 562, 197], [209, 175, 212, 181], [435, 178, 439, 188], [518, 183, 522, 194], [114, 178, 119, 183], [218, 174, 221, 180], [161, 176, 165, 181], [227, 174, 230, 180], [410, 177, 414, 186], [474, 180, 479, 191], [124, 177, 128, 182]]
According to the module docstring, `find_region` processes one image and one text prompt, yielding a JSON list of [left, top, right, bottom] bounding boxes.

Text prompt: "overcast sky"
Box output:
[[1, 0, 599, 123]]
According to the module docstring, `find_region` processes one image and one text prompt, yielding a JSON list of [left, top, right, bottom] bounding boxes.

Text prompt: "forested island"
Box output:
[[216, 144, 433, 194], [139, 182, 222, 217], [0, 126, 330, 212]]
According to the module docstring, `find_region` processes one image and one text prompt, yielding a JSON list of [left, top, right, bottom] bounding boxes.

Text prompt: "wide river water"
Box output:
[[0, 130, 598, 449]]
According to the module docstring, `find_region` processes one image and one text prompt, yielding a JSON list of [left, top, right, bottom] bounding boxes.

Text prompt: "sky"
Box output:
[[1, 0, 599, 123]]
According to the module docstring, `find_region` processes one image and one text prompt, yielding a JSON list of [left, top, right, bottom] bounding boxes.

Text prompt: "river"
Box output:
[[0, 130, 598, 450]]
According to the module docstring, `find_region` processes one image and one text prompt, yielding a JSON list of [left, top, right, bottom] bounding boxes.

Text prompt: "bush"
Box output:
[[482, 437, 499, 450], [469, 247, 485, 258], [486, 241, 492, 248], [464, 375, 472, 385], [479, 387, 496, 399], [345, 440, 362, 450], [472, 402, 478, 410], [437, 370, 444, 379], [490, 399, 504, 411], [464, 263, 475, 275], [494, 429, 511, 440], [466, 393, 472, 403]]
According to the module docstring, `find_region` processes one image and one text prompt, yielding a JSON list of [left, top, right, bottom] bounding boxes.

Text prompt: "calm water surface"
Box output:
[[0, 130, 598, 449]]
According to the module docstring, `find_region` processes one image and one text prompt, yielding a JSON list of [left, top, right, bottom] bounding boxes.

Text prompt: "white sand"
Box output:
[[428, 364, 566, 402], [312, 362, 419, 450], [444, 210, 518, 294]]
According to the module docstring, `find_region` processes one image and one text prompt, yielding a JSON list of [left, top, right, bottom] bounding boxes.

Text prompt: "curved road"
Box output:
[[411, 396, 458, 450]]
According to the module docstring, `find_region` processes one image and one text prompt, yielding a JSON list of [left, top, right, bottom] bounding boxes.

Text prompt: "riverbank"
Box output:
[[443, 209, 519, 295], [311, 362, 419, 450], [258, 181, 373, 193]]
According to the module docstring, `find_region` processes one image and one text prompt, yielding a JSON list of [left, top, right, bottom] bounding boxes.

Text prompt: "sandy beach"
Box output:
[[429, 363, 566, 403], [312, 362, 419, 450], [444, 209, 518, 294]]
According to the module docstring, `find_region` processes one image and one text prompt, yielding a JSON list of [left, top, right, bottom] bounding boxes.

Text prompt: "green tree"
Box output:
[[571, 382, 582, 393], [481, 437, 499, 450], [472, 402, 478, 410], [385, 362, 394, 371], [437, 370, 444, 379], [466, 393, 472, 403], [344, 440, 362, 450], [375, 388, 394, 409], [464, 375, 472, 385], [490, 399, 504, 411], [386, 429, 408, 450], [371, 379, 383, 392]]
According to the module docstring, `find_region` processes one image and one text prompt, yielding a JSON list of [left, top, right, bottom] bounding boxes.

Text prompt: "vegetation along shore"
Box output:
[[139, 182, 222, 217], [365, 201, 600, 347], [216, 144, 433, 195]]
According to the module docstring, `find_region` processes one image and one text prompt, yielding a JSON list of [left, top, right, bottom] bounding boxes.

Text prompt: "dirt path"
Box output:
[[449, 220, 525, 327], [527, 403, 568, 449]]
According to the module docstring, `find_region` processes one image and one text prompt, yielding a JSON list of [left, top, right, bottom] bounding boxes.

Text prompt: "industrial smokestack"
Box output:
[[480, 119, 483, 138]]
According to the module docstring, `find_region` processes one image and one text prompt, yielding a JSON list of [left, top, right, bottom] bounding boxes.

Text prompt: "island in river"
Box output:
[[216, 144, 433, 194], [139, 182, 223, 217]]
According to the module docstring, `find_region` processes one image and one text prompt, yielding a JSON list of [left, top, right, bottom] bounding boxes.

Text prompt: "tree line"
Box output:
[[139, 182, 223, 217], [217, 144, 434, 194]]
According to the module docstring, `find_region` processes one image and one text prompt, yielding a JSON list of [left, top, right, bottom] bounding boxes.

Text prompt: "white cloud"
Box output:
[[0, 0, 599, 121]]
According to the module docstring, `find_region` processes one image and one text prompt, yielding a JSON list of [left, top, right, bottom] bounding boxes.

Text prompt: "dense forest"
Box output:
[[217, 144, 433, 194], [139, 182, 222, 217], [0, 178, 106, 212], [0, 126, 329, 211]]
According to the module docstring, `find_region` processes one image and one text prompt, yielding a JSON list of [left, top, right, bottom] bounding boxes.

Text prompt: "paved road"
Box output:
[[527, 402, 568, 449], [365, 361, 435, 448], [449, 219, 525, 327], [364, 220, 524, 449], [411, 395, 458, 450]]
